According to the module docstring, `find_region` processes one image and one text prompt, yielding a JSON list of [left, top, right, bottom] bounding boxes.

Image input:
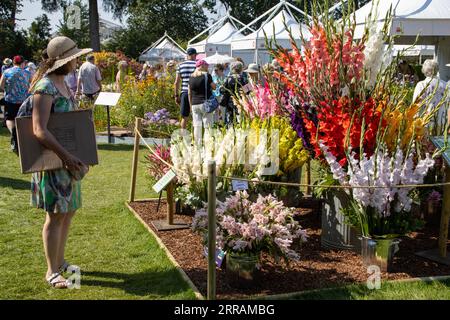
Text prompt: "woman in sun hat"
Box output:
[[23, 36, 92, 289], [1, 58, 13, 75], [244, 63, 260, 87]]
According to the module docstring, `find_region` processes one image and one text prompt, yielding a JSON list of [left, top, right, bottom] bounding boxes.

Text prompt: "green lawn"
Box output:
[[263, 278, 450, 300], [1, 125, 449, 300], [0, 127, 196, 299]]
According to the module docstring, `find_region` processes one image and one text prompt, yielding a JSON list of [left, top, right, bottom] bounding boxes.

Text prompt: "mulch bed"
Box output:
[[129, 200, 450, 299]]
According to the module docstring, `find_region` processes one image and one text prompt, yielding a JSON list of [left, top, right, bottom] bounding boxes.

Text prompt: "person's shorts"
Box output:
[[180, 92, 190, 117], [4, 101, 21, 121]]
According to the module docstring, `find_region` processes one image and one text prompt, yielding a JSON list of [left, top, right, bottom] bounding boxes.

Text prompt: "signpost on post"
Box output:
[[94, 92, 122, 144], [416, 136, 450, 265], [151, 169, 189, 231]]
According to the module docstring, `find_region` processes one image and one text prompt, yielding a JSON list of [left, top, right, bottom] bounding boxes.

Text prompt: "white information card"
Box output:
[[153, 169, 177, 193], [94, 92, 122, 106], [232, 179, 249, 191]]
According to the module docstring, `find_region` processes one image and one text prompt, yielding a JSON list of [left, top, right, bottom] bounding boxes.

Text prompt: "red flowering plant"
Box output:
[[144, 144, 171, 181], [268, 1, 395, 166]]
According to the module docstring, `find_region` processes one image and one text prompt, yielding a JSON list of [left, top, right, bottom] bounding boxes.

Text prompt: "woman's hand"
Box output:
[[62, 153, 85, 172]]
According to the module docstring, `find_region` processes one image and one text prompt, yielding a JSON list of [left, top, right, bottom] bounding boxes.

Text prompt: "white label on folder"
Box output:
[[94, 92, 122, 106], [152, 169, 176, 193], [232, 180, 248, 191]]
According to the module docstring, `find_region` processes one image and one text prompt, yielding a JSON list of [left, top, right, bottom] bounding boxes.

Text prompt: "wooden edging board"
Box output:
[[125, 201, 205, 300], [253, 274, 450, 300]]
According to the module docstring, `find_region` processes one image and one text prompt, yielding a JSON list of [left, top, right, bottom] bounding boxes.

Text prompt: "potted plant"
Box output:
[[192, 191, 307, 288], [321, 142, 433, 272]]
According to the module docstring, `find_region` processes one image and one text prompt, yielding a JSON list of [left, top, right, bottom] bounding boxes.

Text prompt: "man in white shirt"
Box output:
[[76, 54, 102, 101], [413, 59, 449, 135]]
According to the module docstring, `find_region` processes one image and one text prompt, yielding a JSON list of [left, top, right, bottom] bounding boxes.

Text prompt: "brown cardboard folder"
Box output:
[[15, 109, 99, 174]]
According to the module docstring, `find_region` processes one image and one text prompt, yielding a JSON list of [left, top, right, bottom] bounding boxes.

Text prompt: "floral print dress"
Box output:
[[30, 77, 82, 214]]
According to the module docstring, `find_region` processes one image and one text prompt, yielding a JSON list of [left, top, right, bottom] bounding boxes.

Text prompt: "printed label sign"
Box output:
[[204, 247, 226, 268], [152, 169, 176, 193], [232, 179, 249, 191], [94, 92, 122, 106]]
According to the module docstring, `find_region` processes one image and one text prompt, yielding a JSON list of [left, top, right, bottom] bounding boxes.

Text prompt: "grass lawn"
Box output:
[[0, 127, 196, 299], [265, 278, 450, 300], [1, 125, 449, 300]]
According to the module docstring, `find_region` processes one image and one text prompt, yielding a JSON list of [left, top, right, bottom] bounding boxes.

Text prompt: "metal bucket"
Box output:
[[361, 237, 400, 272], [321, 191, 360, 251]]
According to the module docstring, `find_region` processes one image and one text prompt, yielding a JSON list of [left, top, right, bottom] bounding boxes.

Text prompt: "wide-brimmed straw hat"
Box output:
[[3, 58, 12, 66], [46, 36, 92, 74], [244, 63, 259, 74]]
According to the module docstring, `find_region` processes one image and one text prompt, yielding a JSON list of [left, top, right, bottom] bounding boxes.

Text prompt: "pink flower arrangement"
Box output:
[[235, 83, 293, 120], [192, 191, 307, 264]]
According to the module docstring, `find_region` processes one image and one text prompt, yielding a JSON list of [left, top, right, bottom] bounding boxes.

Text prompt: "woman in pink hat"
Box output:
[[188, 59, 216, 146]]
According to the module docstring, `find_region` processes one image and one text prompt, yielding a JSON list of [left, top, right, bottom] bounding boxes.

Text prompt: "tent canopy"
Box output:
[[230, 1, 311, 65], [231, 9, 311, 51], [190, 22, 244, 55], [188, 13, 249, 55], [139, 34, 186, 62], [352, 0, 450, 80], [354, 0, 450, 40], [393, 44, 435, 57]]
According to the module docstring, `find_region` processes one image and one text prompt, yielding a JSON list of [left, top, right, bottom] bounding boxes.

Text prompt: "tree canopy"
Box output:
[[105, 0, 211, 58]]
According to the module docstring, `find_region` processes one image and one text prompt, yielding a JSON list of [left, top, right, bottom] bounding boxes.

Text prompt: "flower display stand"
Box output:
[[321, 191, 361, 251]]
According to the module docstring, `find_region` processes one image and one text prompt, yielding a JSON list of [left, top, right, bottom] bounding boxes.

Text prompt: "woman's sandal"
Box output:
[[59, 261, 80, 274], [46, 272, 69, 289]]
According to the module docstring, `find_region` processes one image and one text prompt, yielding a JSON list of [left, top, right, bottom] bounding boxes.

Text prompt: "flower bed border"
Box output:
[[125, 199, 450, 300]]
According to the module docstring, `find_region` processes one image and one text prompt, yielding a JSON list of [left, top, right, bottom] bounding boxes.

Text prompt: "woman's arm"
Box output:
[[188, 85, 192, 107], [32, 94, 84, 171]]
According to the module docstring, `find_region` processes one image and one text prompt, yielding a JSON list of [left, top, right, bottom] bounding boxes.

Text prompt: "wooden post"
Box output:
[[106, 105, 112, 144], [207, 160, 217, 300], [306, 159, 312, 196], [166, 182, 174, 225], [439, 165, 450, 257], [129, 118, 142, 202]]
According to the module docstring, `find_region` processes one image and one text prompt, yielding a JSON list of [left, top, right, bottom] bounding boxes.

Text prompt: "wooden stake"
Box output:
[[207, 160, 217, 300], [439, 165, 450, 258], [129, 118, 142, 202], [166, 181, 174, 225], [306, 159, 312, 196]]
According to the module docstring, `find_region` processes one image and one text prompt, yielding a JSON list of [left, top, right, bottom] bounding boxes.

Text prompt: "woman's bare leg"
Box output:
[[57, 211, 76, 268]]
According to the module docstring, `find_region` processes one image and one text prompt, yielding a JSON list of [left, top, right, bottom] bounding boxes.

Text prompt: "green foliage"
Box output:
[[110, 75, 178, 129], [26, 14, 52, 62], [104, 0, 209, 58], [56, 0, 90, 48]]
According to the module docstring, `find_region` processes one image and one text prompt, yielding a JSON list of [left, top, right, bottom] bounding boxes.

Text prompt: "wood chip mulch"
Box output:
[[129, 200, 450, 299]]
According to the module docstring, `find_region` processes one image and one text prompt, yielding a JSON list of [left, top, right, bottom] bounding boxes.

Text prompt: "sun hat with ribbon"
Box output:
[[45, 36, 92, 74]]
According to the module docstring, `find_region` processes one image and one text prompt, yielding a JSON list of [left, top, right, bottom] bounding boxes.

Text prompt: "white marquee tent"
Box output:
[[188, 13, 250, 57], [139, 33, 186, 63], [231, 0, 311, 66], [352, 0, 450, 80]]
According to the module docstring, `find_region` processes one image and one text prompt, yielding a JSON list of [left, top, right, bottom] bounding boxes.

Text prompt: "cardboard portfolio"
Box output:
[[15, 109, 99, 174]]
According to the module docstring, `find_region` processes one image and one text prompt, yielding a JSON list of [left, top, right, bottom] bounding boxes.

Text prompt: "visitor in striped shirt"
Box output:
[[174, 48, 197, 129]]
